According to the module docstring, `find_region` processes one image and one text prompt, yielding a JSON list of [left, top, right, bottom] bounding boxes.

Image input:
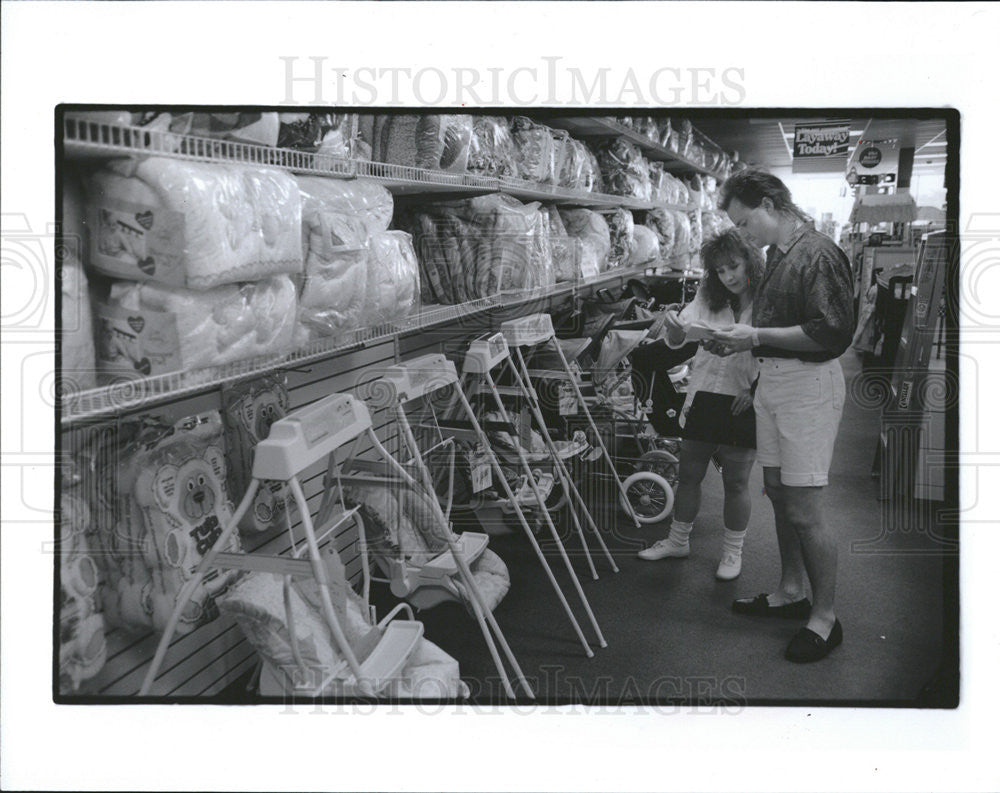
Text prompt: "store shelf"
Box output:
[[546, 116, 726, 181], [62, 117, 690, 212], [60, 266, 650, 426]]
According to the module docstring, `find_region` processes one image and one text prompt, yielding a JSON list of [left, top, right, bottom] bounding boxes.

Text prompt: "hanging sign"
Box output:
[[847, 138, 899, 184], [793, 123, 851, 158]]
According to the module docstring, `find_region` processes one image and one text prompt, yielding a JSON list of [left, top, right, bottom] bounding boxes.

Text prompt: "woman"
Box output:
[[637, 228, 763, 580]]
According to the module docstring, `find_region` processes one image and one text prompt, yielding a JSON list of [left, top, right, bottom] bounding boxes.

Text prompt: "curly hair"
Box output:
[[719, 168, 810, 221], [698, 228, 764, 313]]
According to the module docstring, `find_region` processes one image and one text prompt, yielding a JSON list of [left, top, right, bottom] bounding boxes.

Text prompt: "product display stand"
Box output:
[[360, 354, 535, 699], [140, 392, 425, 698], [501, 315, 622, 576], [459, 333, 607, 651]]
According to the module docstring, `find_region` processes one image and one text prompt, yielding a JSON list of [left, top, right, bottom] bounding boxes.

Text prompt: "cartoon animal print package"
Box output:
[[91, 412, 242, 635], [221, 373, 292, 534]]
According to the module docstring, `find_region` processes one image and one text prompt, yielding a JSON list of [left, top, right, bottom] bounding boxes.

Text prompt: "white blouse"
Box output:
[[666, 293, 759, 420]]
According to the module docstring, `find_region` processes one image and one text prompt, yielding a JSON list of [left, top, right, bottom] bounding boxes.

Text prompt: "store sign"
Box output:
[[847, 137, 899, 184], [793, 123, 851, 158]]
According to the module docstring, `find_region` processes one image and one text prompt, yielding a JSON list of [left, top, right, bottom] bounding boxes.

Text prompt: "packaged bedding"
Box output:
[[89, 411, 242, 635], [629, 225, 661, 266], [416, 114, 474, 172], [86, 157, 303, 289], [595, 138, 652, 200], [221, 373, 292, 535], [61, 172, 98, 391], [606, 208, 635, 269], [367, 231, 420, 325], [645, 209, 676, 260], [545, 205, 580, 283], [467, 116, 518, 177], [407, 194, 552, 304], [510, 116, 560, 184], [559, 208, 611, 278], [95, 275, 297, 382], [59, 469, 108, 691]]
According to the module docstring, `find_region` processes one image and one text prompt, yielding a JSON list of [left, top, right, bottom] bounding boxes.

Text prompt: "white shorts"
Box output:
[[753, 357, 845, 487]]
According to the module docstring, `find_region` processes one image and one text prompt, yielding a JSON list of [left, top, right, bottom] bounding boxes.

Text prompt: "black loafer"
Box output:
[[731, 593, 812, 619], [785, 619, 843, 663]]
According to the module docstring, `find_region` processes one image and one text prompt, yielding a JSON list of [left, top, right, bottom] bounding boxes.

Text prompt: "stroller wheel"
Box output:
[[621, 471, 674, 524], [636, 450, 680, 491]]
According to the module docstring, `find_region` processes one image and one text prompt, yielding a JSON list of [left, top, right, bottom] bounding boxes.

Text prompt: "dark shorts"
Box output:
[[680, 391, 757, 450]]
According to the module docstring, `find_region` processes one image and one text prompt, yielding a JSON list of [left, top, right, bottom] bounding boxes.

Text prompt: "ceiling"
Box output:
[[694, 115, 949, 174]]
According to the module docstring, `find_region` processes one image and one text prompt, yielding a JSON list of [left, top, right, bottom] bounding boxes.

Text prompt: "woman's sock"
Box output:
[[721, 527, 746, 556], [669, 520, 695, 548]]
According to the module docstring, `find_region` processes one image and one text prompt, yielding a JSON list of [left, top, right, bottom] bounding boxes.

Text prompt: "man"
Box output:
[[711, 169, 855, 663]]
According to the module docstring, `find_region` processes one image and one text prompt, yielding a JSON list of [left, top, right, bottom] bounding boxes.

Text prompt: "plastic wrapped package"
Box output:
[[559, 208, 611, 278], [633, 116, 660, 143], [657, 117, 673, 148], [408, 194, 547, 304], [606, 208, 635, 269], [61, 173, 98, 391], [545, 206, 579, 283], [674, 117, 694, 158], [374, 114, 420, 167], [66, 110, 137, 127], [95, 276, 297, 382], [295, 176, 393, 235], [467, 116, 517, 177], [629, 225, 661, 266], [279, 113, 362, 156], [701, 211, 733, 241], [510, 116, 560, 184], [415, 115, 474, 172], [581, 144, 602, 193], [59, 472, 107, 691], [596, 138, 652, 200], [672, 210, 692, 258], [531, 206, 555, 290], [86, 158, 303, 289], [689, 209, 704, 255], [221, 374, 292, 535], [167, 112, 280, 147], [367, 231, 420, 325], [645, 209, 676, 260], [89, 412, 242, 635]]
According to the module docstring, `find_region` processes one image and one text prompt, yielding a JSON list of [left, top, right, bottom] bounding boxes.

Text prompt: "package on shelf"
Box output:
[[94, 275, 297, 383], [416, 114, 474, 172], [632, 116, 661, 144], [645, 208, 677, 260], [630, 225, 661, 267], [595, 137, 652, 200], [367, 230, 420, 325], [66, 110, 138, 127], [293, 176, 392, 346], [614, 116, 635, 128], [221, 373, 292, 535], [688, 206, 704, 255], [559, 208, 611, 278], [62, 172, 98, 391], [558, 137, 601, 193], [88, 411, 242, 635], [59, 467, 108, 692], [406, 194, 553, 305], [510, 116, 563, 184], [85, 157, 303, 290], [467, 116, 518, 177], [159, 112, 281, 147], [544, 205, 581, 283], [605, 208, 635, 269], [671, 211, 693, 270], [278, 112, 367, 158], [673, 117, 694, 158], [218, 568, 467, 698], [657, 117, 673, 149], [701, 210, 734, 241]]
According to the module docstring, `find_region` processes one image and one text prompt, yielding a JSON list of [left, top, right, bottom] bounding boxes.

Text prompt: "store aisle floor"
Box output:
[[407, 351, 949, 704]]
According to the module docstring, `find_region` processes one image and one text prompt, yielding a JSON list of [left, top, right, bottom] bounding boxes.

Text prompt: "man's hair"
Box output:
[[699, 228, 764, 312], [719, 168, 805, 218]]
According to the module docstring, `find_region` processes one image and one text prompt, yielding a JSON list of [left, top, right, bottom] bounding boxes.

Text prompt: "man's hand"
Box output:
[[731, 389, 753, 415], [701, 339, 736, 357], [710, 324, 756, 352]]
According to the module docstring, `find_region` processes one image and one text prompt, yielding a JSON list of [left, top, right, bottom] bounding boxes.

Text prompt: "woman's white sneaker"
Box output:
[[637, 538, 690, 560], [715, 552, 743, 580]]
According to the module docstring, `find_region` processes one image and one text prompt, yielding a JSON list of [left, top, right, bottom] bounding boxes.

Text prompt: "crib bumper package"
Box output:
[[408, 194, 553, 305], [559, 208, 611, 278], [95, 276, 297, 383], [645, 209, 677, 261], [606, 208, 635, 269], [86, 157, 303, 289], [90, 412, 242, 636], [630, 225, 661, 266], [467, 116, 518, 177]]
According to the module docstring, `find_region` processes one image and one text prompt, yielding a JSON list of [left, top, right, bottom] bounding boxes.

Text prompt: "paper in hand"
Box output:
[[685, 319, 720, 342]]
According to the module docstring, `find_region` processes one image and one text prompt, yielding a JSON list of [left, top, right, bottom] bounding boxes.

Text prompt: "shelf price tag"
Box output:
[[558, 381, 578, 415], [467, 444, 493, 494]]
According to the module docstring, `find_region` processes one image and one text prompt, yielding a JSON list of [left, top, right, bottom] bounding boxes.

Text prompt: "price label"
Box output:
[[559, 381, 578, 415], [467, 445, 493, 493]]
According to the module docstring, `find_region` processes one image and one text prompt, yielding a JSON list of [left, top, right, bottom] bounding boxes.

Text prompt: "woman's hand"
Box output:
[[701, 339, 735, 357], [662, 309, 686, 334], [710, 324, 756, 352], [731, 389, 753, 415]]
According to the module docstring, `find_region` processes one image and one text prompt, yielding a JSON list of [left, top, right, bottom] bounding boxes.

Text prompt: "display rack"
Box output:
[[63, 117, 692, 213]]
